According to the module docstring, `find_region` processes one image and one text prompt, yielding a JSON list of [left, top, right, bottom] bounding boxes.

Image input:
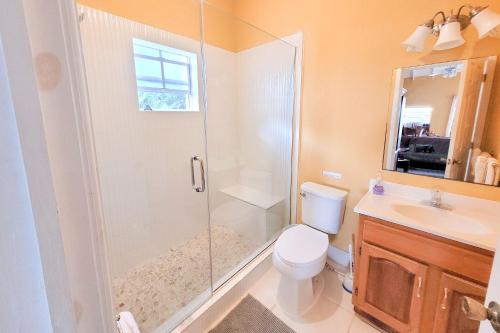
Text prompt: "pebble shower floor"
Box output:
[[112, 225, 258, 332]]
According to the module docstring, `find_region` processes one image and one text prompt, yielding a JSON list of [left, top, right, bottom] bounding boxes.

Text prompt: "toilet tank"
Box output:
[[301, 182, 347, 234]]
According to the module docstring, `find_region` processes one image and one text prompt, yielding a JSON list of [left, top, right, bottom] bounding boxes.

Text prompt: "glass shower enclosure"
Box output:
[[77, 0, 296, 331]]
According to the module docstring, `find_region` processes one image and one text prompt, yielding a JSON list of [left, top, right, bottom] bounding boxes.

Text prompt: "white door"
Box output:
[[465, 56, 497, 181], [385, 68, 404, 170], [445, 58, 485, 180], [480, 240, 500, 332]]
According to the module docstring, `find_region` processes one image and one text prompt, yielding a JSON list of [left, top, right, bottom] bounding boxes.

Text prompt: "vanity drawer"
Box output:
[[360, 217, 493, 285]]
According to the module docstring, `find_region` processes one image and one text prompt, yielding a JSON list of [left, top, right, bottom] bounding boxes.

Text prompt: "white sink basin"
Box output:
[[354, 181, 500, 251], [392, 203, 491, 235]]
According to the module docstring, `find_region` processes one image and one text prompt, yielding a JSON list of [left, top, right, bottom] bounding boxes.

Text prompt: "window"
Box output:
[[133, 38, 199, 111], [401, 107, 433, 126]]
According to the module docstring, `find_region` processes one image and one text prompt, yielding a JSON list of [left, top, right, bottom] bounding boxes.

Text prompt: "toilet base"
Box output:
[[276, 273, 324, 317]]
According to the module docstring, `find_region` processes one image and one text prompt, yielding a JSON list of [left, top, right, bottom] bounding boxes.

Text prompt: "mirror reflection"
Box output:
[[384, 56, 500, 187]]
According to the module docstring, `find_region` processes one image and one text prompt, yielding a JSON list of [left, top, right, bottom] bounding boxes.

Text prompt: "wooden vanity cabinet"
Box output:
[[353, 215, 494, 333], [357, 242, 427, 332], [432, 273, 486, 333]]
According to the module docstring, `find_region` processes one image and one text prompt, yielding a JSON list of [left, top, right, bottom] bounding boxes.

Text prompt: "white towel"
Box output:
[[485, 157, 499, 186], [117, 312, 140, 333], [473, 152, 491, 184], [470, 148, 482, 177], [494, 165, 500, 186]]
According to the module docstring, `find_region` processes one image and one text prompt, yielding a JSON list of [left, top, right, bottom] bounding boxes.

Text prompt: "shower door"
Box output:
[[77, 1, 212, 332], [78, 0, 296, 330], [202, 4, 297, 288]]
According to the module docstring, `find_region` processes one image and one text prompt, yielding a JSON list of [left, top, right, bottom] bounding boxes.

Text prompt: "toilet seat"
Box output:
[[275, 224, 328, 268]]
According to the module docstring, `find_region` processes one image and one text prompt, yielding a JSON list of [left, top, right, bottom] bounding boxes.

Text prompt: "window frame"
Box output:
[[132, 38, 200, 112]]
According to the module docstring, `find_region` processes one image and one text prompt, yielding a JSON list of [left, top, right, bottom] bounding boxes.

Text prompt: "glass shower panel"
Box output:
[[202, 3, 296, 288], [77, 1, 211, 331]]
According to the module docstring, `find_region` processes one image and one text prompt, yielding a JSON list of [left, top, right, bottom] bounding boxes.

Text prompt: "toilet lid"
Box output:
[[275, 225, 328, 267]]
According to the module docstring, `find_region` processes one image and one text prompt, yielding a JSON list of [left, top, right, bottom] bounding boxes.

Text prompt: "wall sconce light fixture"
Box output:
[[402, 5, 500, 52]]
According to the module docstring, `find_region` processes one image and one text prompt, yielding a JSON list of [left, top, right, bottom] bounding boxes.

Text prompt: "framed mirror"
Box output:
[[383, 55, 500, 187]]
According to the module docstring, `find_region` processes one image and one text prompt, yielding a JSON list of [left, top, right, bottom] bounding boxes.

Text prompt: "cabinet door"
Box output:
[[433, 273, 486, 333], [357, 242, 428, 333]]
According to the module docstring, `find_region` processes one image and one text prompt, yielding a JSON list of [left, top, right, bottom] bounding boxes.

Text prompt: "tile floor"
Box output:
[[245, 265, 382, 333]]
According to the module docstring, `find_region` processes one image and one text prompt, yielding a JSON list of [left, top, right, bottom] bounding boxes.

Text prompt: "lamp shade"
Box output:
[[433, 21, 465, 50], [401, 25, 432, 52], [471, 7, 500, 39]]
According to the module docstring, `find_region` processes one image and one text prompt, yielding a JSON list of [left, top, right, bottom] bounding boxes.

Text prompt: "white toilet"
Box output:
[[273, 182, 347, 316]]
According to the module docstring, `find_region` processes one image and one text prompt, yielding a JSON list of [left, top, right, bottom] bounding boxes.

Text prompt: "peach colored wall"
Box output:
[[77, 0, 238, 51], [404, 75, 461, 136], [203, 2, 276, 53], [233, 0, 500, 250], [76, 0, 274, 53]]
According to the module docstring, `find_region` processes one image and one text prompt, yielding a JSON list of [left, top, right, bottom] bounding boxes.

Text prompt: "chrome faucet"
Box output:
[[430, 189, 442, 208]]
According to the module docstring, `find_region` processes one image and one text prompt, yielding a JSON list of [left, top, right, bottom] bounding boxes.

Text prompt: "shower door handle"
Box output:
[[190, 156, 206, 193], [197, 157, 206, 193]]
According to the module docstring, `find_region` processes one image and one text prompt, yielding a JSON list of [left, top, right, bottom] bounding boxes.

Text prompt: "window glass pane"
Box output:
[[133, 44, 160, 58], [137, 79, 163, 89], [401, 107, 433, 125], [138, 91, 187, 110], [134, 57, 162, 79], [165, 83, 189, 91], [163, 62, 189, 82], [162, 51, 188, 64]]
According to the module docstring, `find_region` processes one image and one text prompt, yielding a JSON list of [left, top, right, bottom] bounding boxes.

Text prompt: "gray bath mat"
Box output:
[[210, 295, 296, 333]]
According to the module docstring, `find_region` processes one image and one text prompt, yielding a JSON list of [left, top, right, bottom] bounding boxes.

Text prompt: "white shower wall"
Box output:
[[236, 40, 294, 202], [207, 39, 295, 252], [80, 6, 294, 279]]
